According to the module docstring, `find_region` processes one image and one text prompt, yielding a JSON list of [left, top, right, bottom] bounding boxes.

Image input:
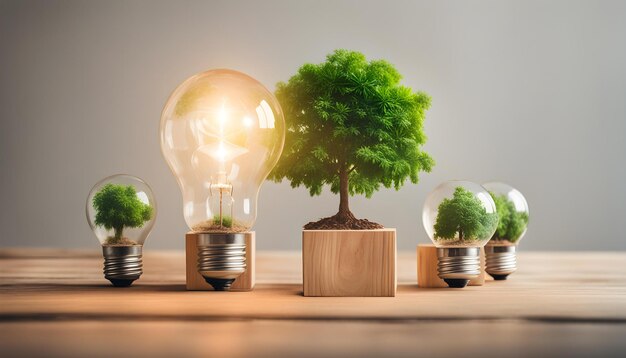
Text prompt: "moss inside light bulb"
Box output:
[[191, 215, 248, 233]]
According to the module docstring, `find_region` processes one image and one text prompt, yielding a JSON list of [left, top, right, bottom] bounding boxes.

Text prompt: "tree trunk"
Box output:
[[114, 226, 123, 240], [338, 167, 351, 217], [458, 227, 463, 241]]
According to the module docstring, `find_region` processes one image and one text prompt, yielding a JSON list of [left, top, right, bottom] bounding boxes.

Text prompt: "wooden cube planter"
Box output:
[[302, 229, 396, 297], [417, 243, 485, 288], [185, 231, 255, 291]]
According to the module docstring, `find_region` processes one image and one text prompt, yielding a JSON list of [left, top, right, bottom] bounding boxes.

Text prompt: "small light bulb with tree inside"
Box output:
[[86, 175, 157, 287], [483, 182, 529, 280], [423, 181, 498, 288]]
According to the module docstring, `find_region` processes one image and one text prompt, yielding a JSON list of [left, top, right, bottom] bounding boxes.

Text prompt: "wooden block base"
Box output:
[[417, 244, 485, 288], [302, 229, 397, 297], [185, 231, 255, 291]]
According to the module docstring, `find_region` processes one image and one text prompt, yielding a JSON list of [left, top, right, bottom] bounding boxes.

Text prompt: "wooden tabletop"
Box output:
[[1, 249, 626, 357]]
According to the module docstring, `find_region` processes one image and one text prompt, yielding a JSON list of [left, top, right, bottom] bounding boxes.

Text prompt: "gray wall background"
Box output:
[[1, 0, 625, 251]]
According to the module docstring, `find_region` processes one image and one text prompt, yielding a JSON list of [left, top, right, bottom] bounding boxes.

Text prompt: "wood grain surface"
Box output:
[[1, 248, 626, 357], [302, 229, 396, 297]]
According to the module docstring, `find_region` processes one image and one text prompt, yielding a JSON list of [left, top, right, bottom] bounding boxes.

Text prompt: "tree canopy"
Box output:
[[434, 187, 498, 241], [490, 193, 529, 243], [269, 49, 433, 229], [93, 184, 153, 242]]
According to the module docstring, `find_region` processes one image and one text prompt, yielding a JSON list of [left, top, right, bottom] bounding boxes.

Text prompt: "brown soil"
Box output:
[[487, 239, 515, 246], [304, 211, 384, 230], [104, 237, 139, 246], [433, 238, 484, 247], [192, 220, 249, 233]]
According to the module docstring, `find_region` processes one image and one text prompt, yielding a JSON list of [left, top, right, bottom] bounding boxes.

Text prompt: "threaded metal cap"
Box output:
[[437, 247, 481, 288], [197, 233, 246, 291], [485, 245, 517, 280], [102, 245, 142, 287]]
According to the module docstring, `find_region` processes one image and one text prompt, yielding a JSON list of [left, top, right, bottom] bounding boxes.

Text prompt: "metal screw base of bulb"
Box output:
[[102, 246, 142, 287], [485, 245, 517, 280], [437, 247, 481, 288], [197, 233, 246, 292]]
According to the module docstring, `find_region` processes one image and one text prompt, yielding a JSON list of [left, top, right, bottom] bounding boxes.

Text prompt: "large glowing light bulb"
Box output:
[[482, 182, 529, 280], [86, 174, 157, 287], [422, 181, 498, 288], [160, 69, 285, 290]]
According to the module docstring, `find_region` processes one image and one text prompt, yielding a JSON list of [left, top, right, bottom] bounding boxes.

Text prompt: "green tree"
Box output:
[[269, 49, 433, 228], [490, 193, 529, 243], [93, 184, 153, 243], [434, 187, 498, 241]]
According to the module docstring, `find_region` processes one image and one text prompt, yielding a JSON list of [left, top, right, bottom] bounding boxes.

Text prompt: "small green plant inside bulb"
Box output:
[[489, 193, 529, 243], [434, 186, 498, 245], [92, 183, 153, 245], [213, 214, 233, 228]]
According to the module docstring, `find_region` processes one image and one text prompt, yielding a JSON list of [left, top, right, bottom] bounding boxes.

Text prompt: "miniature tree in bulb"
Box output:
[[483, 182, 530, 280], [490, 193, 529, 243], [92, 184, 153, 245], [422, 181, 498, 288], [86, 175, 157, 287], [434, 187, 499, 245], [270, 49, 433, 229]]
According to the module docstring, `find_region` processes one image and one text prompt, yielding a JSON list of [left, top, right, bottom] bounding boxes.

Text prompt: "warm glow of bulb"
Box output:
[[160, 69, 285, 231], [218, 104, 227, 131], [243, 116, 254, 127], [217, 141, 227, 162]]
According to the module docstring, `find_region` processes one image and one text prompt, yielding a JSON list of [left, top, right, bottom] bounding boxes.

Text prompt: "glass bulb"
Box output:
[[86, 174, 157, 246], [422, 180, 498, 288], [160, 69, 285, 233], [160, 69, 285, 291], [86, 174, 157, 287], [482, 182, 529, 280]]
